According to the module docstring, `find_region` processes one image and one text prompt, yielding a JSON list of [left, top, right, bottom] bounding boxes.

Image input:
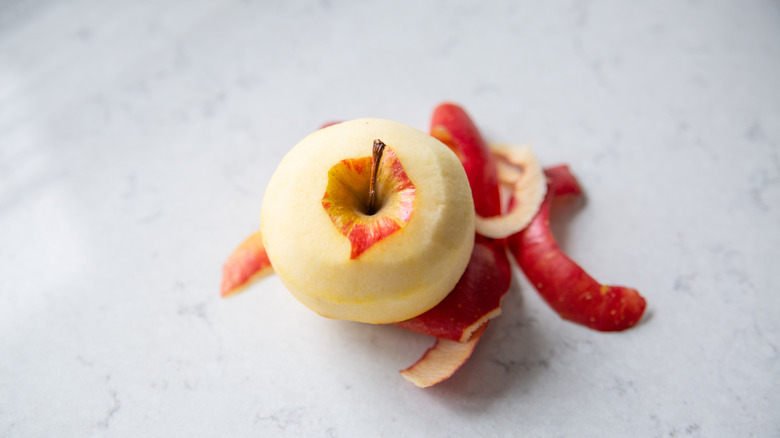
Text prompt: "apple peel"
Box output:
[[507, 165, 647, 331], [394, 235, 510, 342], [473, 144, 547, 239], [430, 104, 502, 218], [400, 323, 487, 388], [221, 229, 274, 298]]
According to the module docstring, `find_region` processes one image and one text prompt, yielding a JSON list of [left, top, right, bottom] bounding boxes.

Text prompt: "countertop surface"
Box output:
[[1, 0, 779, 436]]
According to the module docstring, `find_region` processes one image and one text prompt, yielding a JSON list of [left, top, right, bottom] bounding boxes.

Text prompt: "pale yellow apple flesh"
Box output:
[[260, 119, 475, 324]]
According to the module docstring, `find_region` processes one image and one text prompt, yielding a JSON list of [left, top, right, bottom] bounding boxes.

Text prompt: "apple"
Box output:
[[260, 119, 475, 324]]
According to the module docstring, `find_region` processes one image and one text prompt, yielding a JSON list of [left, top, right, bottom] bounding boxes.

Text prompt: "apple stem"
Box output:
[[367, 139, 386, 215]]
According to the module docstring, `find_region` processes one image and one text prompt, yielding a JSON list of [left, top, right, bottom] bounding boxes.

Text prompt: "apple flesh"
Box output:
[[260, 119, 475, 324]]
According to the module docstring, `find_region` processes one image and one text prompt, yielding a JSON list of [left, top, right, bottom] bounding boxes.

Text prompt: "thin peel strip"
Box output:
[[507, 166, 647, 331], [400, 324, 487, 388], [457, 307, 500, 343], [221, 229, 274, 297], [473, 144, 546, 239]]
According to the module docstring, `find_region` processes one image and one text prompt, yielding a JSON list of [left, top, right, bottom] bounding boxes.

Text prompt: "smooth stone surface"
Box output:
[[1, 0, 778, 436]]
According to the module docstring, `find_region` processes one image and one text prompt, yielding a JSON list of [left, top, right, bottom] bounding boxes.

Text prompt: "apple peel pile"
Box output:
[[220, 103, 647, 388]]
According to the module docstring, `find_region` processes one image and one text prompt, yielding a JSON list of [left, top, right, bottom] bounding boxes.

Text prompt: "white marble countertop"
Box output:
[[2, 0, 778, 436]]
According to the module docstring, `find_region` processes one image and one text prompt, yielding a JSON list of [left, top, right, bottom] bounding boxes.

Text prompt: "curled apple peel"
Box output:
[[400, 324, 487, 388], [220, 230, 273, 297], [473, 144, 547, 239], [507, 165, 647, 331], [429, 106, 501, 218]]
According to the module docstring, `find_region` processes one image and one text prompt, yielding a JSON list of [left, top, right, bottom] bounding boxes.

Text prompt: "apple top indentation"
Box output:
[[321, 144, 416, 259]]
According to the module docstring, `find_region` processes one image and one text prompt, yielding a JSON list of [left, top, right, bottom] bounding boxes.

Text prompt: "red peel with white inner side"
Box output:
[[473, 144, 547, 239]]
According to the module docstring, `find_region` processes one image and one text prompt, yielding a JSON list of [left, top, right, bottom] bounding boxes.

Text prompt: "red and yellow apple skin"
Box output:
[[432, 104, 547, 239], [507, 165, 647, 331], [260, 119, 475, 324], [430, 103, 502, 220], [221, 230, 273, 297], [321, 146, 416, 259], [400, 324, 487, 388]]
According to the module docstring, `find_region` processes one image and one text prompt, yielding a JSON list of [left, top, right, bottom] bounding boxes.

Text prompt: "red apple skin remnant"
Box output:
[[395, 235, 510, 342], [321, 146, 416, 259], [399, 323, 487, 388], [221, 230, 274, 297], [507, 165, 647, 331], [430, 103, 502, 219]]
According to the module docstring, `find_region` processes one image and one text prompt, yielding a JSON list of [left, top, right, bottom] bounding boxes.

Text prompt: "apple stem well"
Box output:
[[321, 139, 416, 259], [367, 139, 386, 215]]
